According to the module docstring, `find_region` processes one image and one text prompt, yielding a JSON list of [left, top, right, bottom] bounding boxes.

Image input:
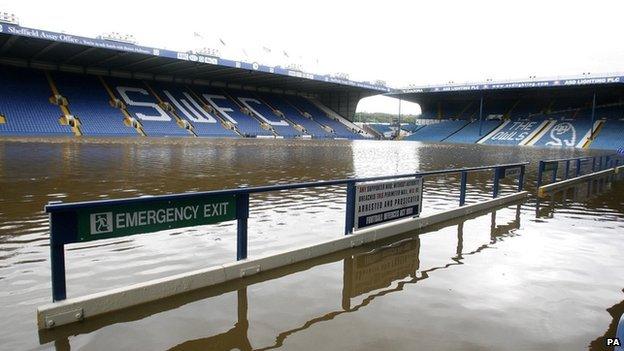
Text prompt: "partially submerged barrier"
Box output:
[[38, 162, 528, 329], [536, 154, 624, 196]]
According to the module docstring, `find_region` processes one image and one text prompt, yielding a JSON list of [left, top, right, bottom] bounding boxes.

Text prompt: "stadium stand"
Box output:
[[444, 120, 503, 144], [479, 119, 550, 146], [232, 91, 303, 138], [589, 120, 624, 150], [367, 123, 393, 136], [309, 98, 371, 137], [0, 65, 365, 140], [150, 82, 238, 138], [0, 66, 72, 136], [193, 87, 274, 137], [0, 23, 383, 140], [53, 72, 137, 136], [530, 119, 597, 147], [508, 99, 545, 120], [105, 77, 190, 137], [403, 120, 469, 142], [259, 94, 333, 138], [287, 96, 363, 139], [401, 124, 424, 133]]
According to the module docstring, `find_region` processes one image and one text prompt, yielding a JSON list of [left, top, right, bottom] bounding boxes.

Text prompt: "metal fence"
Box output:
[[536, 153, 624, 189], [44, 161, 528, 302]]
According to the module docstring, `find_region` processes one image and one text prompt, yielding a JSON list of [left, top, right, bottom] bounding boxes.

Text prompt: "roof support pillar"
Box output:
[[478, 95, 484, 136], [396, 98, 402, 139], [590, 91, 596, 140]]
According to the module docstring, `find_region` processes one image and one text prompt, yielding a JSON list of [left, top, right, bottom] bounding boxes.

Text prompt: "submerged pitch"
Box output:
[[0, 138, 622, 350]]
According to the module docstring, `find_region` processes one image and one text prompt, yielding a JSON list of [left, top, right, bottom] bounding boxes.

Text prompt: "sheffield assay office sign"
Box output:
[[354, 178, 423, 230]]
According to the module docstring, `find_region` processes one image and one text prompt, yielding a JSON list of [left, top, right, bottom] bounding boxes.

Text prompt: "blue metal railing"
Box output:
[[44, 161, 528, 302], [536, 153, 624, 189]]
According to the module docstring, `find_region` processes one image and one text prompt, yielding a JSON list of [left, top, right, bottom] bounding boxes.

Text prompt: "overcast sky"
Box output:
[[2, 0, 623, 114]]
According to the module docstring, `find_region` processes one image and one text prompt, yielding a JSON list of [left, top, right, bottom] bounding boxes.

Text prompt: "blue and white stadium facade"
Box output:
[[390, 75, 624, 150], [0, 23, 389, 139]]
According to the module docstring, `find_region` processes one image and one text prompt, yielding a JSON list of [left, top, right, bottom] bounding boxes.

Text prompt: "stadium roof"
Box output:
[[0, 23, 390, 96], [389, 74, 624, 104]]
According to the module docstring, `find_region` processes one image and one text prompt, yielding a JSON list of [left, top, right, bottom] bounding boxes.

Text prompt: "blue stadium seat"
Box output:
[[231, 91, 302, 138], [508, 99, 546, 120], [403, 120, 469, 142], [596, 105, 624, 120], [152, 83, 238, 138], [368, 123, 393, 135], [589, 120, 624, 150], [0, 66, 72, 136], [259, 94, 332, 138], [287, 96, 363, 139], [194, 88, 274, 137], [532, 119, 595, 147], [401, 124, 424, 133], [481, 119, 549, 145], [54, 72, 137, 136], [105, 77, 190, 137], [444, 120, 503, 144]]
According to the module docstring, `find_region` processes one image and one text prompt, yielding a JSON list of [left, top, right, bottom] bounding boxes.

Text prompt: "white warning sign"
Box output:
[[354, 178, 423, 230]]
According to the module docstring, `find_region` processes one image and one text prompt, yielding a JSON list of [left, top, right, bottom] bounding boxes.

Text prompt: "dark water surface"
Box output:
[[0, 138, 622, 350]]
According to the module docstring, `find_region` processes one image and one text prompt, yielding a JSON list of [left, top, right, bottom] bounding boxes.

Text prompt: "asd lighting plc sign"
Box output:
[[354, 178, 423, 230], [76, 196, 236, 242]]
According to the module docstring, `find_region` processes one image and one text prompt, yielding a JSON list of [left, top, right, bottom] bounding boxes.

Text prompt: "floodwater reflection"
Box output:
[[40, 204, 523, 350], [1, 138, 622, 350]]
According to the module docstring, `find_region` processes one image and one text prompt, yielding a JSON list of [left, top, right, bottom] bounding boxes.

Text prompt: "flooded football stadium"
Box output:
[[0, 138, 623, 350]]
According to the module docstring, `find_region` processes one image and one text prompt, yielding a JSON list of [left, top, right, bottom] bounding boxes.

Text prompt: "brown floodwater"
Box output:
[[0, 138, 622, 350]]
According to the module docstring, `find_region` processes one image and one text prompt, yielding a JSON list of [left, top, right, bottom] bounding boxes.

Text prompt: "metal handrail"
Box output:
[[44, 161, 529, 302], [45, 161, 530, 213], [536, 153, 624, 188]]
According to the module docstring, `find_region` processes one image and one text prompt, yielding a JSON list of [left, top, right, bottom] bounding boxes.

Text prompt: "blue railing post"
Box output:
[[576, 159, 581, 177], [518, 165, 526, 192], [236, 193, 250, 261], [537, 161, 545, 189], [592, 156, 596, 172], [551, 162, 558, 184], [459, 171, 468, 206], [51, 243, 66, 302], [493, 167, 501, 198], [344, 181, 356, 235], [564, 160, 570, 180]]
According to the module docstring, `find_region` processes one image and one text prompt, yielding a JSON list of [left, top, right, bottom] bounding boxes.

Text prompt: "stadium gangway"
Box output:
[[536, 153, 624, 196], [38, 161, 529, 329]]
